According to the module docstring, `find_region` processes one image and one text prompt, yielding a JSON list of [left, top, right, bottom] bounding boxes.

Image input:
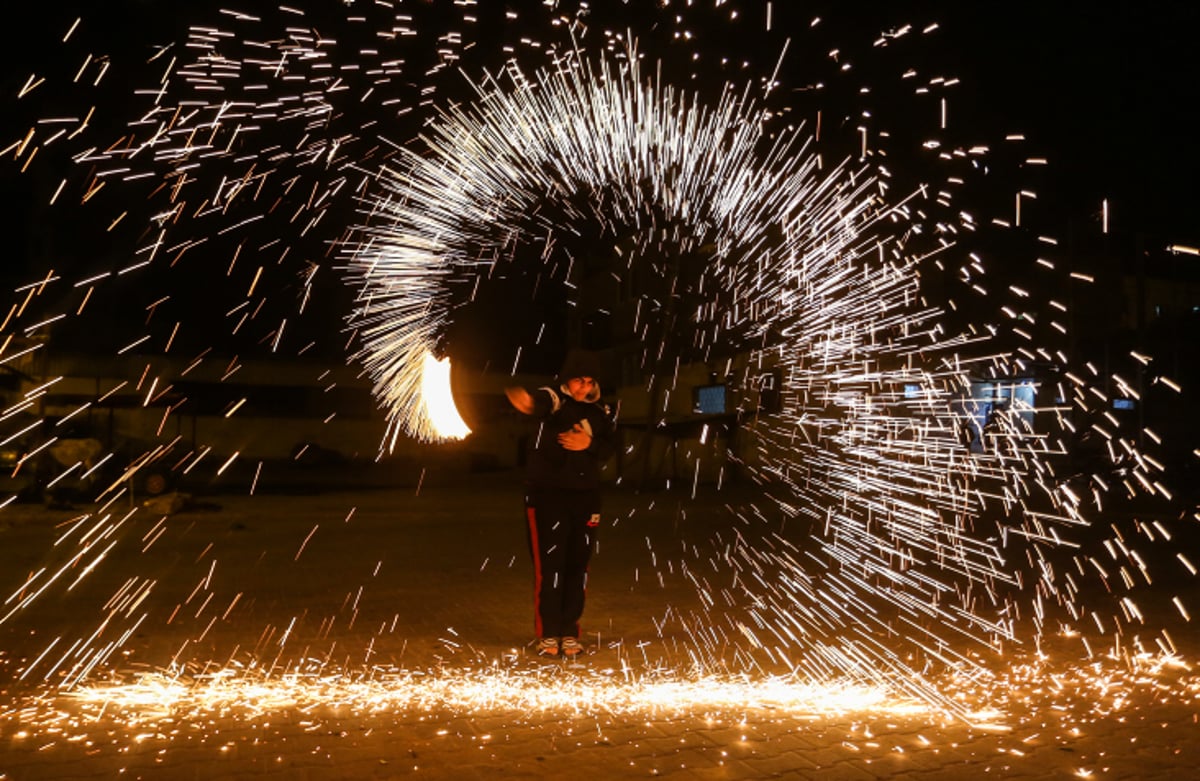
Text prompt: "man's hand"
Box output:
[[557, 423, 592, 451], [505, 386, 535, 415]]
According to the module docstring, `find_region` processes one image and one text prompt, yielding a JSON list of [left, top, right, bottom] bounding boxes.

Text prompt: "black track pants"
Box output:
[[525, 491, 598, 640]]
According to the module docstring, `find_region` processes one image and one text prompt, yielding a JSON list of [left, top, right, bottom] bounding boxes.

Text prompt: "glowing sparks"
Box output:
[[348, 48, 878, 448], [0, 0, 1192, 740], [338, 37, 1188, 712]]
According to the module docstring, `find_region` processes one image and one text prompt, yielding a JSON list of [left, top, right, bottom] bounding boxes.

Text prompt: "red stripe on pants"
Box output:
[[526, 505, 544, 638]]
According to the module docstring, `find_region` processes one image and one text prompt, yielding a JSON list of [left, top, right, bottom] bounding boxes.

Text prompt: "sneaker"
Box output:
[[560, 636, 583, 656], [536, 637, 560, 656]]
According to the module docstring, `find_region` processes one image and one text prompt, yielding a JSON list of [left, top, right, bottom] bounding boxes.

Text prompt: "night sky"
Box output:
[[934, 2, 1199, 244], [1, 1, 1197, 356], [4, 2, 1196, 236]]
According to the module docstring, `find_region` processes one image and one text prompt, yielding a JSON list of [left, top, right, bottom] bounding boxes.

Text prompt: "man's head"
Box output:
[[558, 349, 603, 403], [564, 376, 597, 402]]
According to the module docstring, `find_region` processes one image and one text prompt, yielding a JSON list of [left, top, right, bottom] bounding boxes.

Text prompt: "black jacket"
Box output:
[[523, 386, 615, 493]]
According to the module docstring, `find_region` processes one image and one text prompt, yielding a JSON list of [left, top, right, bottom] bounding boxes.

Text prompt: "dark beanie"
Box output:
[[557, 348, 603, 382]]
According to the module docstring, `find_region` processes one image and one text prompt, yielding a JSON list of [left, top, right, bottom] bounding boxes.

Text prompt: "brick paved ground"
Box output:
[[1, 471, 1198, 780]]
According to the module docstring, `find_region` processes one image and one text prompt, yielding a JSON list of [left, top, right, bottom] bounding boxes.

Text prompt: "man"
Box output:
[[505, 349, 615, 657]]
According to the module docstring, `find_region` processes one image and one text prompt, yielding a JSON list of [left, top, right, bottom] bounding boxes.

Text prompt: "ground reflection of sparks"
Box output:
[[3, 650, 1191, 743], [63, 668, 926, 720]]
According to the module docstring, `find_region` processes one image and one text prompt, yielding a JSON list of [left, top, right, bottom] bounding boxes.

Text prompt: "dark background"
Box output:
[[3, 2, 1197, 252], [1, 1, 1196, 372]]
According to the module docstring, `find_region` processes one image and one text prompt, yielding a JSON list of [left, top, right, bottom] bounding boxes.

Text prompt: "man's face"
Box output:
[[565, 376, 596, 402]]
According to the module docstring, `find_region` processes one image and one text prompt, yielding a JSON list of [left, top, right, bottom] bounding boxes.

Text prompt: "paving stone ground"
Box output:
[[1, 471, 1197, 779]]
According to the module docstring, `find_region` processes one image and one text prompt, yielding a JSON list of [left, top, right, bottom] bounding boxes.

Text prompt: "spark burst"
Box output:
[[0, 0, 1193, 740], [344, 40, 1188, 714]]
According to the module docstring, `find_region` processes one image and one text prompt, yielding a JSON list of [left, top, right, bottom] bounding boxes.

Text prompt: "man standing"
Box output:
[[505, 349, 615, 657]]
